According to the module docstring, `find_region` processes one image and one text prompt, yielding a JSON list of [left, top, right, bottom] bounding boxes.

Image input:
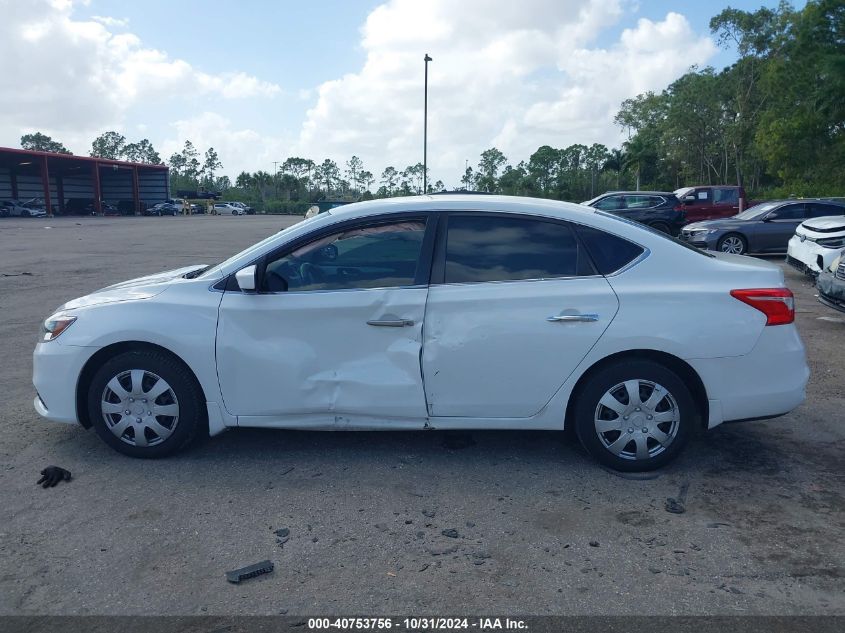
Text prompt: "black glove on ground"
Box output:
[[37, 466, 72, 488]]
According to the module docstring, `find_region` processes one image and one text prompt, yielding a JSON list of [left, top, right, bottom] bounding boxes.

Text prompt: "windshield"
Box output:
[[595, 210, 714, 258], [733, 201, 779, 220], [198, 213, 326, 279]]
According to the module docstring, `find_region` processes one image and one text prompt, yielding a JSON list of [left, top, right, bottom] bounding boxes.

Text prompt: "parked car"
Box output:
[[168, 199, 201, 214], [816, 250, 845, 313], [582, 192, 685, 235], [1, 200, 47, 217], [679, 199, 845, 255], [215, 202, 245, 215], [229, 202, 254, 214], [786, 212, 845, 276], [32, 195, 808, 471], [144, 203, 179, 217], [673, 185, 753, 222]]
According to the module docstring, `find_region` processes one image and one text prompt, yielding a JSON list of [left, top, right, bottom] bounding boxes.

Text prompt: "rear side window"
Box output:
[[807, 203, 845, 218], [714, 187, 739, 205], [575, 225, 645, 274], [444, 215, 590, 283]]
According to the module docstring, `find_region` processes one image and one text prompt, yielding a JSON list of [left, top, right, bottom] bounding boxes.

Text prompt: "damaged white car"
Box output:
[[787, 212, 845, 275], [33, 195, 809, 471]]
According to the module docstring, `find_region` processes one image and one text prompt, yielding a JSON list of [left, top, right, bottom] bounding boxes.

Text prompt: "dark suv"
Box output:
[[582, 192, 685, 235]]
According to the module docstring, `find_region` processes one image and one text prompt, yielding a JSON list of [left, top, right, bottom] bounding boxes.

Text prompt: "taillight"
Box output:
[[730, 288, 794, 326]]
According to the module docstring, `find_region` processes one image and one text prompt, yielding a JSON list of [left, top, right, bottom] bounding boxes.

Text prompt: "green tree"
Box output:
[[21, 132, 71, 154], [201, 147, 223, 185], [476, 147, 507, 192], [123, 139, 161, 164], [90, 131, 126, 159], [380, 166, 398, 195]]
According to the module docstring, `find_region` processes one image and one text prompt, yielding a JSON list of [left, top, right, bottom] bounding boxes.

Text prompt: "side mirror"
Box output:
[[235, 265, 257, 292], [762, 214, 774, 222]]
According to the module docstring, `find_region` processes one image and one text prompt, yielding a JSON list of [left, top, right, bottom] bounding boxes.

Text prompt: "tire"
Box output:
[[87, 349, 204, 458], [573, 359, 696, 472], [717, 233, 747, 255], [649, 222, 671, 235]]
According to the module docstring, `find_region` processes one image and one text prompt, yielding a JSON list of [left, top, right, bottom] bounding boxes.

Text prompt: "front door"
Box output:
[[754, 203, 806, 252], [422, 213, 619, 418], [216, 216, 433, 423]]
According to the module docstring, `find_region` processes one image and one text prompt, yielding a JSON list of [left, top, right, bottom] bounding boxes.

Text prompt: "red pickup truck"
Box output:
[[674, 186, 755, 223]]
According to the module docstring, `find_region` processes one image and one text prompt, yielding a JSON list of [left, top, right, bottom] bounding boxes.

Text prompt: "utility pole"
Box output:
[[423, 53, 432, 195]]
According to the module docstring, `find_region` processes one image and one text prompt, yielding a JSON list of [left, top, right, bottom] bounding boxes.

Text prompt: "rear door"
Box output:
[[712, 187, 740, 218], [421, 213, 619, 419]]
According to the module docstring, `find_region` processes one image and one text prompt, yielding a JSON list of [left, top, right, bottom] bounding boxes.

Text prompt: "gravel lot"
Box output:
[[0, 214, 842, 616]]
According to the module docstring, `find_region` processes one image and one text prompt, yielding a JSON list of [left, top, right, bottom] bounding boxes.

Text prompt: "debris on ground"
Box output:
[[225, 560, 274, 583], [665, 481, 690, 514], [441, 528, 459, 538], [589, 541, 599, 547], [37, 466, 71, 488], [274, 527, 290, 547]]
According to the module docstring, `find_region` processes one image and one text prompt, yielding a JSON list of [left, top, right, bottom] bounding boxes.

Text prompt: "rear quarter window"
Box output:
[[574, 225, 645, 274]]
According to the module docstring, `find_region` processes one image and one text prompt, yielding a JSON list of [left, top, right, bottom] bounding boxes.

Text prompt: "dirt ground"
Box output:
[[0, 214, 842, 616]]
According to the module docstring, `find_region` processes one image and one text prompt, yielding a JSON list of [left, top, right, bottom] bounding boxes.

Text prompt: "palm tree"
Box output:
[[602, 149, 624, 190], [622, 136, 654, 191]]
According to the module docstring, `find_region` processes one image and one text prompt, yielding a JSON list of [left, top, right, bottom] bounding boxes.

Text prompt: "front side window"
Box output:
[[263, 219, 426, 292], [767, 204, 805, 221], [444, 215, 589, 284]]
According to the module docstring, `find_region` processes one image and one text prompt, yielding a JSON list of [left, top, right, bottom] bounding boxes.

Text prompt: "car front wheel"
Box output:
[[573, 359, 695, 471], [87, 350, 204, 458], [717, 233, 747, 255]]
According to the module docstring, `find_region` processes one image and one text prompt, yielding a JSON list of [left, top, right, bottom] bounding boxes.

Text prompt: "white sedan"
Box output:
[[787, 215, 845, 275], [214, 203, 245, 215], [32, 195, 809, 471]]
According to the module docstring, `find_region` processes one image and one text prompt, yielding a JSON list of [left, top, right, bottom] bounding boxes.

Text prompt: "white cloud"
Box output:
[[91, 15, 129, 28], [295, 0, 717, 186], [160, 112, 293, 176], [0, 0, 281, 149]]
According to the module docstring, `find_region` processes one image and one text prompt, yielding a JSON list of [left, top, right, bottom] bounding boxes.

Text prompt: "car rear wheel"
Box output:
[[573, 360, 695, 471], [87, 350, 204, 458], [717, 233, 747, 255]]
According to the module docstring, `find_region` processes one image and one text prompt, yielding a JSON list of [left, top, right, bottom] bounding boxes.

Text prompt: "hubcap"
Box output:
[[100, 369, 179, 447], [720, 236, 744, 254], [594, 379, 679, 461]]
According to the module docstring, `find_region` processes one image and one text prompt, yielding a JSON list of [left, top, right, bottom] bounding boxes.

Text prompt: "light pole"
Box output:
[[423, 53, 432, 195]]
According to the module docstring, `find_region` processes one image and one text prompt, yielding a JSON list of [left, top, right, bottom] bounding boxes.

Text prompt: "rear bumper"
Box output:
[[688, 324, 808, 427]]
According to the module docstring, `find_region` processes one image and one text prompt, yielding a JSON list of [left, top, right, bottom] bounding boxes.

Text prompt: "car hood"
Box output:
[[58, 264, 208, 311], [799, 216, 845, 234]]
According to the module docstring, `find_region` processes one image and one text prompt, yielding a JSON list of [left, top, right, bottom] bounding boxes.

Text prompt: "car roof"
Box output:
[[324, 194, 601, 220], [596, 191, 674, 196]]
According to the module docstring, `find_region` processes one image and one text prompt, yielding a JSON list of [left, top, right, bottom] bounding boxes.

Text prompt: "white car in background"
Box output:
[[787, 214, 845, 275], [214, 202, 245, 215], [32, 195, 808, 471]]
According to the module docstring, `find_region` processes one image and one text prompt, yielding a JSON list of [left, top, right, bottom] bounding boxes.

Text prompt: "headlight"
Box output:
[[817, 236, 845, 248], [42, 315, 77, 342]]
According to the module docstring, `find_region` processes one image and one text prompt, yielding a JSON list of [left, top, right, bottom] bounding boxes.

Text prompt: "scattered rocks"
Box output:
[[422, 509, 436, 518], [442, 529, 459, 538], [589, 541, 599, 547]]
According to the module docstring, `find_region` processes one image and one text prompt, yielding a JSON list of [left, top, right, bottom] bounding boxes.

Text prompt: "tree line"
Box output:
[[15, 0, 843, 209]]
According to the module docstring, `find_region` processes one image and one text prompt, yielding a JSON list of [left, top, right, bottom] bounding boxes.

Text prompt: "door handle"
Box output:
[[547, 313, 599, 323], [367, 318, 415, 327]]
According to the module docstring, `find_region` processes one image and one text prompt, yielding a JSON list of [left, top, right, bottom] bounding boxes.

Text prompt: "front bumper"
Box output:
[[786, 235, 841, 275], [679, 231, 718, 249], [32, 340, 97, 425], [688, 323, 808, 426], [817, 270, 845, 313]]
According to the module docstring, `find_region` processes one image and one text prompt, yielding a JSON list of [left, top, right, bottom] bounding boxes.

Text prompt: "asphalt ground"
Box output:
[[0, 214, 842, 616]]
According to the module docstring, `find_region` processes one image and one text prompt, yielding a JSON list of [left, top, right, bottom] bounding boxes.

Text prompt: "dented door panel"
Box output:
[[216, 286, 429, 420]]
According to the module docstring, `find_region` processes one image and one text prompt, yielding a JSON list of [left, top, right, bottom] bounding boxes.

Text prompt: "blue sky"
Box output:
[[2, 0, 805, 185]]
